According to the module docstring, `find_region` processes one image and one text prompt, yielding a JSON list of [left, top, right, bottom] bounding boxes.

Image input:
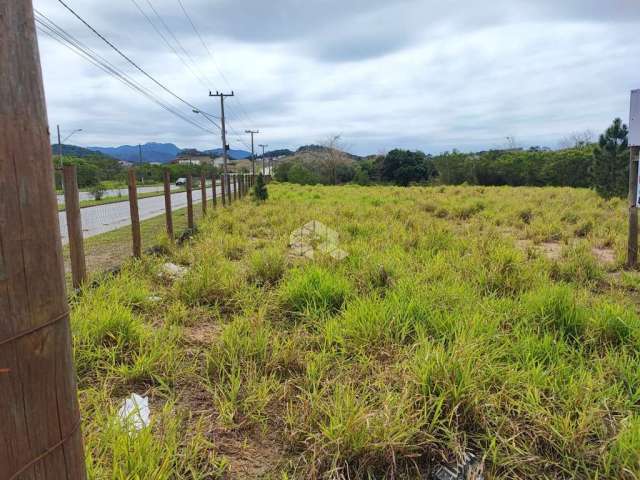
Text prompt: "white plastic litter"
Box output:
[[118, 393, 150, 431], [158, 262, 188, 280]]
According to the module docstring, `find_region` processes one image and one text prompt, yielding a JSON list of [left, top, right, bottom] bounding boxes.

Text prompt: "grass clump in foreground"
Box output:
[[70, 183, 640, 478]]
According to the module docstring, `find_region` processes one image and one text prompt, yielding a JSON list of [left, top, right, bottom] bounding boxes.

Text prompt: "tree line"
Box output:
[[274, 118, 630, 199], [53, 155, 227, 189]]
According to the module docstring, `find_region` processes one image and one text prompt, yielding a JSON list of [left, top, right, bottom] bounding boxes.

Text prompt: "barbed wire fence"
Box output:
[[59, 166, 267, 289]]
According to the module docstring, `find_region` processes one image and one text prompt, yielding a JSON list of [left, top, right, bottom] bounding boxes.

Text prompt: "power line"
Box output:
[[129, 0, 209, 91], [175, 0, 256, 127], [142, 0, 211, 89], [55, 0, 219, 130], [35, 10, 217, 134]]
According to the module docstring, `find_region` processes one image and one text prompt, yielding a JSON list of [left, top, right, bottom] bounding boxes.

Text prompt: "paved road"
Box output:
[[56, 184, 192, 203], [59, 181, 233, 244]]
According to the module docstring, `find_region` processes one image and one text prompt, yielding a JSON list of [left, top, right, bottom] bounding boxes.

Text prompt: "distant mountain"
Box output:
[[90, 143, 181, 164], [52, 144, 117, 160], [296, 144, 361, 160], [204, 148, 252, 160], [261, 148, 294, 158]]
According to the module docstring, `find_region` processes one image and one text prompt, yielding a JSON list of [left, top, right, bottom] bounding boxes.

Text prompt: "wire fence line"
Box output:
[[59, 166, 264, 289]]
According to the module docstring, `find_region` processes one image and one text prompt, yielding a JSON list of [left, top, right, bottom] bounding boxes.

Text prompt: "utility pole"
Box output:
[[259, 144, 268, 175], [211, 91, 234, 203], [245, 129, 259, 175], [57, 124, 63, 167], [1, 1, 86, 478]]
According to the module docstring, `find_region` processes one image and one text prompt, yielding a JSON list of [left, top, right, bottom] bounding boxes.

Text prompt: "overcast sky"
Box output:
[[35, 0, 640, 155]]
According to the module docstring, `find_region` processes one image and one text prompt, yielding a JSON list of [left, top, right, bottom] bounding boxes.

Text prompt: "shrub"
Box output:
[[253, 173, 269, 202]]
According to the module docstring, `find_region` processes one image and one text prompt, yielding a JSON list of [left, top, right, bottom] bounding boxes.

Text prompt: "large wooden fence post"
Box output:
[[163, 169, 173, 241], [186, 174, 194, 229], [0, 2, 87, 477], [212, 174, 217, 208], [63, 165, 87, 288], [128, 168, 141, 257], [227, 174, 232, 204], [201, 173, 207, 215]]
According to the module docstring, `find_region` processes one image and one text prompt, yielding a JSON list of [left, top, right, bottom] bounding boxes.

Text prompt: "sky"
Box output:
[[35, 0, 640, 156]]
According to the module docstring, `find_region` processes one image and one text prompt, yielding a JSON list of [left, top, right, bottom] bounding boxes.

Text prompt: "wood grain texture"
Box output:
[[0, 1, 86, 478]]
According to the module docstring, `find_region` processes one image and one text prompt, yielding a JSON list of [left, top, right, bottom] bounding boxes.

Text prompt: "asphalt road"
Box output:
[[59, 181, 232, 244]]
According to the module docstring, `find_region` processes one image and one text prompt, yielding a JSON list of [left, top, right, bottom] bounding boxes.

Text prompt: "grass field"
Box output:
[[70, 183, 640, 479]]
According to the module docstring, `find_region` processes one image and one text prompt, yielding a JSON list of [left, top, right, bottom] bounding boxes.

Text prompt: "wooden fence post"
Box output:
[[221, 174, 226, 207], [128, 168, 141, 257], [628, 146, 640, 268], [233, 175, 238, 201], [211, 173, 218, 208], [63, 165, 87, 288], [0, 2, 87, 477], [186, 174, 194, 229], [201, 173, 207, 215], [163, 169, 173, 241], [227, 174, 232, 204], [212, 174, 217, 208]]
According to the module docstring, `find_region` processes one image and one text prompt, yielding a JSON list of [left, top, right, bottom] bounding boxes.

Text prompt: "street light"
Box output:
[[56, 126, 83, 192], [62, 128, 83, 144]]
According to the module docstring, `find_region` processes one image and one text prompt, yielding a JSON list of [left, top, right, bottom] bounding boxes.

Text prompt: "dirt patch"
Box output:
[[514, 239, 562, 260], [540, 242, 562, 260], [592, 247, 616, 265], [216, 432, 286, 478], [516, 239, 533, 251], [183, 322, 222, 345]]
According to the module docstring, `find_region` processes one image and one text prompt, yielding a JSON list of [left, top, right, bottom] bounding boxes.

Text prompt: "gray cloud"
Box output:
[[35, 0, 640, 155]]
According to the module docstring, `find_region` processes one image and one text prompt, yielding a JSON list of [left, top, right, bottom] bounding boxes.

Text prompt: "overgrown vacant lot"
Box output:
[[73, 184, 640, 479]]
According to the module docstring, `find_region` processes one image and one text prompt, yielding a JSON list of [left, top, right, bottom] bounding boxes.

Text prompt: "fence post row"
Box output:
[[62, 164, 87, 289], [186, 174, 194, 229], [128, 168, 141, 258], [201, 173, 207, 215], [163, 169, 174, 241]]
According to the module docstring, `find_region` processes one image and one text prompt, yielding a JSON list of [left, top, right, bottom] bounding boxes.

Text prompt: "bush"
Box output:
[[90, 182, 107, 200], [253, 173, 268, 202]]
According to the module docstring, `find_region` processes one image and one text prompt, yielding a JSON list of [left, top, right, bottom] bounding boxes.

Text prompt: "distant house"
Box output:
[[172, 153, 214, 166]]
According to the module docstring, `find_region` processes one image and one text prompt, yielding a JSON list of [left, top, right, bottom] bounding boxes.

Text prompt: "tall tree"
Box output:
[[592, 118, 629, 199], [382, 149, 434, 186]]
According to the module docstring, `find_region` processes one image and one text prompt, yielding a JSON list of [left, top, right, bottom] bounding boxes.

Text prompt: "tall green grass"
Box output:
[[69, 184, 640, 478]]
